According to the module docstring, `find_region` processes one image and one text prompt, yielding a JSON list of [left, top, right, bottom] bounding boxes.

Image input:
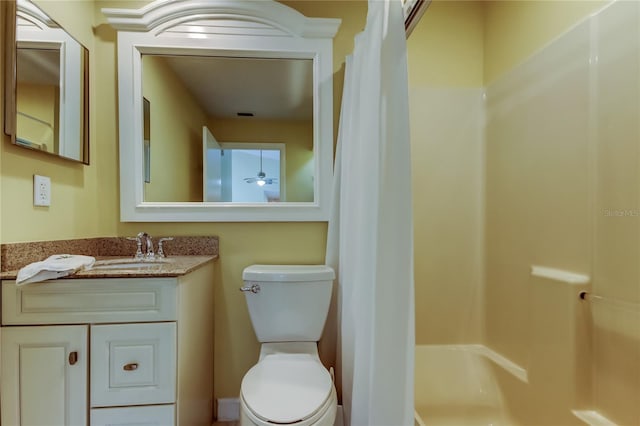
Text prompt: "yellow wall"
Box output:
[[484, 0, 605, 84], [408, 0, 484, 88], [2, 0, 110, 242], [407, 1, 485, 345], [142, 55, 207, 202], [208, 117, 314, 202]]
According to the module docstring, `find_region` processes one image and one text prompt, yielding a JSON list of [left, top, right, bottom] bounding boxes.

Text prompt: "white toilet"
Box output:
[[239, 264, 337, 426]]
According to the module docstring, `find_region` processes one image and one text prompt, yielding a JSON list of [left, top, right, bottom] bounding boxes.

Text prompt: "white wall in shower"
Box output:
[[408, 0, 485, 346], [484, 9, 592, 376], [410, 0, 638, 423], [590, 2, 640, 423], [410, 88, 484, 345], [484, 1, 639, 423]]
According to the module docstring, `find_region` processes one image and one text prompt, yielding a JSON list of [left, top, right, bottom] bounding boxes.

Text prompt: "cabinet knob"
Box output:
[[123, 363, 139, 371], [68, 351, 78, 365]]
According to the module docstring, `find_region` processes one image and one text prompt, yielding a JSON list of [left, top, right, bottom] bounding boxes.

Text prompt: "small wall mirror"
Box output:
[[3, 0, 89, 164], [104, 0, 340, 222]]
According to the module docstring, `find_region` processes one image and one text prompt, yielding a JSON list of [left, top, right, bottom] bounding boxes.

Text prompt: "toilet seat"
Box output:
[[241, 353, 333, 424]]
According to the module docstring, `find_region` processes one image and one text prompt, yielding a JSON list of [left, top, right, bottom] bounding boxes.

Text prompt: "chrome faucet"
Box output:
[[127, 232, 155, 259], [138, 232, 155, 259], [127, 233, 173, 259]]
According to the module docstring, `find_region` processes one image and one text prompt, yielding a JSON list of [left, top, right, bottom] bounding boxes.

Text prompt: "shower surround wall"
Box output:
[[484, 12, 593, 425], [485, 1, 639, 423], [411, 0, 639, 424], [410, 88, 484, 345], [409, 0, 485, 347]]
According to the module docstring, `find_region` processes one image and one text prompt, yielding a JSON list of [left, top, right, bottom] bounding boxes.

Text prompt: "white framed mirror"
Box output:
[[103, 0, 340, 222]]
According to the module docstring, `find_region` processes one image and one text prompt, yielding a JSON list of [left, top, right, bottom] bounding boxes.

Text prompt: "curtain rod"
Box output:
[[404, 0, 431, 38]]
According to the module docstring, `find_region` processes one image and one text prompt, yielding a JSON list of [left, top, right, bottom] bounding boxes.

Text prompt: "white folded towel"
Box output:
[[16, 254, 96, 285]]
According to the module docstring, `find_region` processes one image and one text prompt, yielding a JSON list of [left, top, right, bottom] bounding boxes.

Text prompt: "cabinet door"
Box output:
[[1, 325, 88, 426]]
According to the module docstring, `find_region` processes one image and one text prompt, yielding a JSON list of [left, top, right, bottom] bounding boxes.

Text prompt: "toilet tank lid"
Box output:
[[243, 265, 335, 282]]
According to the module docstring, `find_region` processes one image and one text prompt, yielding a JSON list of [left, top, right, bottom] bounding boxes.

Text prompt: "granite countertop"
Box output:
[[0, 255, 217, 281], [0, 236, 219, 281]]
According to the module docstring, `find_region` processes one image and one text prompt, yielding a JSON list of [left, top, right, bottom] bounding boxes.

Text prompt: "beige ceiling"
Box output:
[[159, 55, 314, 120]]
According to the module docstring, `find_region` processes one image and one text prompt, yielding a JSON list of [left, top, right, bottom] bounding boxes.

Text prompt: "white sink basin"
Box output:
[[90, 258, 173, 270]]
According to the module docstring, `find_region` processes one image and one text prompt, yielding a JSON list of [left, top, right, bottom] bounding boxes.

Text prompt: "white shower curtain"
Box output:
[[326, 0, 414, 424]]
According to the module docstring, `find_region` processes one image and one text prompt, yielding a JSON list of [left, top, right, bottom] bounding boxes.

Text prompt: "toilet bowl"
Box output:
[[240, 343, 337, 426], [239, 265, 337, 426]]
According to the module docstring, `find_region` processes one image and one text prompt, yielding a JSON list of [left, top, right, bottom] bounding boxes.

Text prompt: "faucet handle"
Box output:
[[126, 236, 144, 259], [157, 237, 174, 258]]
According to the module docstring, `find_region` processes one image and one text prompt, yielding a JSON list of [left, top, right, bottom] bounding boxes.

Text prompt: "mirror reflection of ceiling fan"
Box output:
[[244, 150, 278, 187]]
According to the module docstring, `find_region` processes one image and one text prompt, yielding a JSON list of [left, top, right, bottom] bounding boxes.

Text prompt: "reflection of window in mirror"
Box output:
[[209, 144, 286, 203], [234, 149, 282, 202], [143, 97, 150, 183]]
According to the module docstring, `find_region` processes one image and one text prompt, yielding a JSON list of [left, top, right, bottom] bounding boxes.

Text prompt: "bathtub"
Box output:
[[414, 344, 524, 426], [413, 344, 623, 426]]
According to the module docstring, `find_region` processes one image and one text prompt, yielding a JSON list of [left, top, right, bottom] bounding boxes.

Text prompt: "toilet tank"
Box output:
[[242, 265, 335, 342]]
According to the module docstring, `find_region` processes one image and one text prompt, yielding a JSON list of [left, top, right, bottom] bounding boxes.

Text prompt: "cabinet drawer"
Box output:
[[91, 405, 175, 425], [2, 278, 177, 325], [91, 323, 176, 407]]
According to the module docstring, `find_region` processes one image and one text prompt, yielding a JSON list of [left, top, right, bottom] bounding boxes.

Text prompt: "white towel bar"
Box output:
[[530, 265, 590, 285]]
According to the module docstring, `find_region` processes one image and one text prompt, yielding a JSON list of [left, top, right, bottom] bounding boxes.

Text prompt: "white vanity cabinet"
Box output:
[[1, 262, 215, 426]]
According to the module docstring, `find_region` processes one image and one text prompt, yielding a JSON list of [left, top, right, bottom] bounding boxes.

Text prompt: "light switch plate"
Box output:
[[33, 175, 51, 206]]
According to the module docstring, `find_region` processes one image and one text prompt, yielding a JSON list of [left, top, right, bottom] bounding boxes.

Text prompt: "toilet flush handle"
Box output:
[[240, 283, 261, 294]]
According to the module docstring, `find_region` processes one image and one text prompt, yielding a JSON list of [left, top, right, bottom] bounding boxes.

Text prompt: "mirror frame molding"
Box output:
[[3, 0, 17, 139], [103, 0, 341, 222], [3, 0, 90, 164]]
